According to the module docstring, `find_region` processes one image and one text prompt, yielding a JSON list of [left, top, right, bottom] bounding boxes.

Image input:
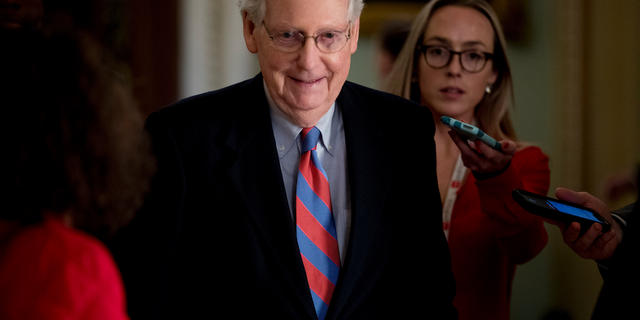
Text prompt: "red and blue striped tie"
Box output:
[[296, 127, 340, 320]]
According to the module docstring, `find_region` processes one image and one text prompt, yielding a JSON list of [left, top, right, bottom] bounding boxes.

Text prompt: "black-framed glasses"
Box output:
[[417, 45, 494, 73], [262, 22, 351, 53]]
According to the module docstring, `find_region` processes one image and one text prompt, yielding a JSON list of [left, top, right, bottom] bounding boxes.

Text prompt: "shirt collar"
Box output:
[[265, 80, 335, 158]]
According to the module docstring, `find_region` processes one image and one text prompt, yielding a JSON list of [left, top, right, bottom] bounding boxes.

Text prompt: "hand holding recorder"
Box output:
[[514, 187, 623, 260], [441, 116, 516, 174]]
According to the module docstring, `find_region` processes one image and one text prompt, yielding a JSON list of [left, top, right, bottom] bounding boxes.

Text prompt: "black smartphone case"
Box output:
[[512, 189, 611, 234]]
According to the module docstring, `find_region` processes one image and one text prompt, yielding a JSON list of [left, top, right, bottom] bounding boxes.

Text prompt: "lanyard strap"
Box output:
[[442, 153, 467, 241]]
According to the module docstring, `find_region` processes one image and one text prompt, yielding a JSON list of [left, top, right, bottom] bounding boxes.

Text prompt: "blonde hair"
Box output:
[[385, 0, 516, 141]]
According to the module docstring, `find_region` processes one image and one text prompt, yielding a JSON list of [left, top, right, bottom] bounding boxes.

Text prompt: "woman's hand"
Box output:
[[447, 130, 516, 174]]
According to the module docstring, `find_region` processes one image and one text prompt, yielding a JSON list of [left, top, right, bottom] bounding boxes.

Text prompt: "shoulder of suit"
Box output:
[[342, 81, 424, 107], [161, 78, 254, 115], [341, 81, 429, 118], [149, 77, 263, 128]]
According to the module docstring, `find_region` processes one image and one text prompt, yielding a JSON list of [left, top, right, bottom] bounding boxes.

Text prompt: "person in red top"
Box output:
[[0, 27, 153, 319], [0, 216, 129, 320], [386, 0, 549, 319]]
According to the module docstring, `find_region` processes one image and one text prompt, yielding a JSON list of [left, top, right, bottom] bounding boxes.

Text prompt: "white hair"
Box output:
[[238, 0, 364, 25]]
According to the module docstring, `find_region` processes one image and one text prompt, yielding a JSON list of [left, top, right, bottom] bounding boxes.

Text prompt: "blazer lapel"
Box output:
[[223, 74, 317, 318], [327, 83, 395, 319], [221, 77, 395, 319]]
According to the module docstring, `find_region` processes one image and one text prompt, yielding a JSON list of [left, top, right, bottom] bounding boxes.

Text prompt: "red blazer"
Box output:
[[448, 146, 550, 320], [0, 216, 128, 320]]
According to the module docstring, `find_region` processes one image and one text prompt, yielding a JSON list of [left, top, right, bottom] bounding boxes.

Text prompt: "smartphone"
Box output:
[[512, 189, 611, 233], [440, 116, 502, 151]]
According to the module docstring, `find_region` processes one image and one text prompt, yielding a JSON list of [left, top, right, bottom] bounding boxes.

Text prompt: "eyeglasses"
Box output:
[[417, 45, 494, 73], [262, 22, 351, 53]]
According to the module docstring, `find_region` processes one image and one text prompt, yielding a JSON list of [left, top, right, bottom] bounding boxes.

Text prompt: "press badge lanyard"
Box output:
[[442, 152, 468, 241]]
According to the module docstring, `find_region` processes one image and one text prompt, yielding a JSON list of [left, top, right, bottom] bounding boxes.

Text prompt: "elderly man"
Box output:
[[111, 0, 457, 319]]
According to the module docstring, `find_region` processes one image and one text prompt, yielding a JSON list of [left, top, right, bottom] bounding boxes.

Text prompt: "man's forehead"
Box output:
[[264, 0, 350, 25]]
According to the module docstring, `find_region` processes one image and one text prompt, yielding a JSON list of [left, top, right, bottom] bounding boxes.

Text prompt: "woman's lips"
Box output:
[[440, 86, 464, 100]]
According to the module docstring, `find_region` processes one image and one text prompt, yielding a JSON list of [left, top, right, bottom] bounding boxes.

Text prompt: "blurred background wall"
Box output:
[[87, 0, 639, 319]]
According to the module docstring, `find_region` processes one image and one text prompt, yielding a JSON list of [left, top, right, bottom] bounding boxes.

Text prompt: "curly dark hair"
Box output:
[[0, 28, 154, 239]]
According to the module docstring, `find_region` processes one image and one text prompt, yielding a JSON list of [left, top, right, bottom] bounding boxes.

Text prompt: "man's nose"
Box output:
[[297, 37, 321, 69]]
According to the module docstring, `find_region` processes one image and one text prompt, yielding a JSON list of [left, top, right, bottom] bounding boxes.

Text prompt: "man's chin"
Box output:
[[277, 100, 332, 127]]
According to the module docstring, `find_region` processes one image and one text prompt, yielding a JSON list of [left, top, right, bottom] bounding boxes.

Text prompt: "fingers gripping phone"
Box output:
[[512, 189, 611, 234], [440, 116, 502, 151]]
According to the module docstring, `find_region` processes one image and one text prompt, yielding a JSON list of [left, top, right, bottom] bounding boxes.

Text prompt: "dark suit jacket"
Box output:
[[592, 175, 639, 319], [110, 74, 457, 319]]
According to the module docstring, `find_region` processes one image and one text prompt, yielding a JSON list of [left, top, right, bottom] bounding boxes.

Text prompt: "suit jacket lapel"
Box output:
[[223, 74, 317, 318], [327, 83, 394, 318], [221, 77, 395, 319]]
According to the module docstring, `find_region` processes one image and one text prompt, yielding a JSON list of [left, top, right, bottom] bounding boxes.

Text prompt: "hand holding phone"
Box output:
[[512, 189, 611, 234], [441, 116, 501, 151], [552, 187, 621, 261]]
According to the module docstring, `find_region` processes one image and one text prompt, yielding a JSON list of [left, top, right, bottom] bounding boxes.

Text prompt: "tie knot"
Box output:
[[301, 127, 320, 153]]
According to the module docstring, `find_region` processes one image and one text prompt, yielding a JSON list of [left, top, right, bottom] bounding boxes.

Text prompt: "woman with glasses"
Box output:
[[386, 0, 549, 319]]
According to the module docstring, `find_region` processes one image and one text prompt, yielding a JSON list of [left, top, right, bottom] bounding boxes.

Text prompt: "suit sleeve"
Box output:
[[417, 107, 458, 318], [474, 146, 550, 264], [592, 199, 639, 319], [108, 110, 186, 319], [611, 202, 635, 226]]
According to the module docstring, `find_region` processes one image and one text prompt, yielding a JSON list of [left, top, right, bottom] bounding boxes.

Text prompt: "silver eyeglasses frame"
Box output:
[[262, 22, 352, 53]]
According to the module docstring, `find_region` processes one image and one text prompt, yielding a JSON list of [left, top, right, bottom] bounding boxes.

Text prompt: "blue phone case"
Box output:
[[440, 116, 502, 151]]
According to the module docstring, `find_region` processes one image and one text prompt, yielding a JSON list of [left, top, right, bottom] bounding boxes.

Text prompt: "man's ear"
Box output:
[[243, 12, 258, 53], [348, 18, 360, 54]]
